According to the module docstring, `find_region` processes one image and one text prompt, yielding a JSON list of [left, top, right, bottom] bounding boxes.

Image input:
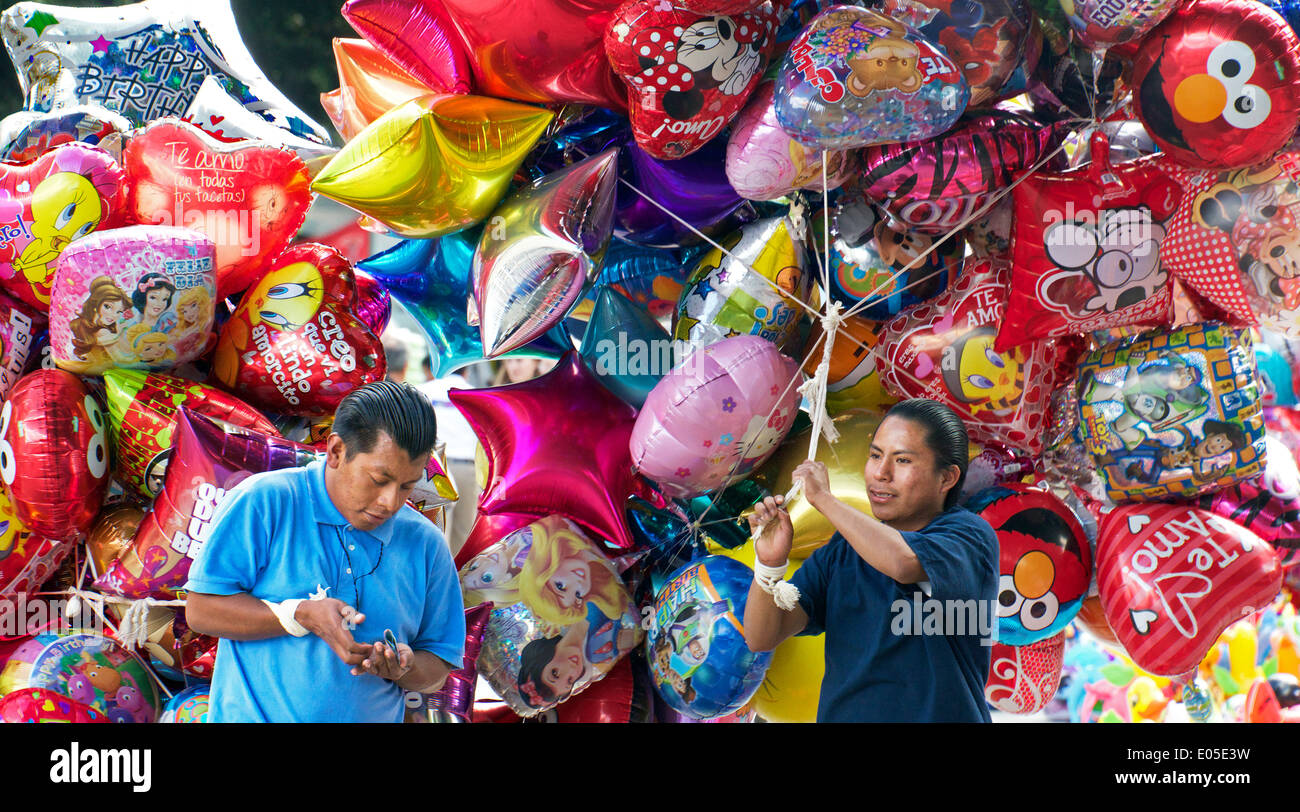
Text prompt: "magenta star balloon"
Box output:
[[449, 351, 640, 550]]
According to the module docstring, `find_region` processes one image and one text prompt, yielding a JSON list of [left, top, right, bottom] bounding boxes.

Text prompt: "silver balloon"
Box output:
[[474, 147, 618, 358], [1070, 121, 1160, 167]]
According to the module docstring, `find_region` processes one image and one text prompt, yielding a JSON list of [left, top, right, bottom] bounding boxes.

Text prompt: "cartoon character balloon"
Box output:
[[1059, 0, 1183, 49]]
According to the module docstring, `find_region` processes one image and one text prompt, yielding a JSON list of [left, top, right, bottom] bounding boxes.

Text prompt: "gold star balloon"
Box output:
[[310, 93, 554, 239]]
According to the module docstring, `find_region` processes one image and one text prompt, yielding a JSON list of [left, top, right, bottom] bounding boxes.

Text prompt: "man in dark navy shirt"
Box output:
[[743, 398, 999, 722]]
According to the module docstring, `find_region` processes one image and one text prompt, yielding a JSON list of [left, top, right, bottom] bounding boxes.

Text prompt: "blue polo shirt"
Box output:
[[789, 506, 998, 723], [185, 460, 466, 723]]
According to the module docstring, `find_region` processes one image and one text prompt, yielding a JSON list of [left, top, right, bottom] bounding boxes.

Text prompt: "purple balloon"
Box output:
[[352, 269, 392, 337], [425, 602, 492, 722]]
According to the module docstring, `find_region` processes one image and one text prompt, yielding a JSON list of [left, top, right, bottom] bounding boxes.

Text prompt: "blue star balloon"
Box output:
[[579, 285, 672, 410]]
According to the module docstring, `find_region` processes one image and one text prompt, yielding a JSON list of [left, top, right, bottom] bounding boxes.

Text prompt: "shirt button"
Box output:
[[346, 568, 352, 574], [349, 545, 355, 551]]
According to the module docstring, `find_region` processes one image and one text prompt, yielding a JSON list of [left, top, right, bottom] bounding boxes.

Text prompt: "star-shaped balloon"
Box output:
[[449, 351, 640, 550], [320, 38, 445, 143], [579, 285, 670, 409], [311, 93, 553, 239], [357, 230, 572, 378], [341, 0, 471, 98]]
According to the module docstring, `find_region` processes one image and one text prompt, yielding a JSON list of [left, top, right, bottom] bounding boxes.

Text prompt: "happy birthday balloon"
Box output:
[[1097, 502, 1282, 677], [1076, 322, 1266, 501], [984, 631, 1065, 714], [49, 225, 216, 375], [95, 409, 317, 600], [774, 4, 970, 149], [121, 119, 311, 299], [451, 352, 641, 550], [0, 103, 128, 163], [0, 630, 159, 723], [631, 335, 802, 500], [674, 216, 812, 356], [0, 369, 108, 540], [104, 368, 277, 498], [211, 243, 386, 417], [1131, 0, 1300, 169], [0, 142, 125, 311], [474, 148, 619, 358], [311, 94, 553, 240], [0, 0, 332, 143]]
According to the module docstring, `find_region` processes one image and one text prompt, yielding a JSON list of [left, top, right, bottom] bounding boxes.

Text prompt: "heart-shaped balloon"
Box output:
[[1098, 502, 1282, 677], [877, 258, 1077, 454], [0, 142, 125, 310], [0, 369, 109, 540], [605, 0, 782, 160], [984, 631, 1065, 714], [211, 243, 387, 417]]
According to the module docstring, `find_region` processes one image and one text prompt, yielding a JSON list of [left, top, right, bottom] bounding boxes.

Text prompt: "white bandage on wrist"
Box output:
[[752, 559, 802, 612], [262, 598, 309, 637]]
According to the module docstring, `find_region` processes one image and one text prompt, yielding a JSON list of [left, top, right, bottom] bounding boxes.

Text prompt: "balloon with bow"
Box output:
[[121, 119, 312, 299], [340, 0, 472, 100], [310, 94, 554, 240], [319, 37, 452, 143], [0, 0, 333, 144], [450, 352, 642, 550], [474, 148, 619, 358], [0, 104, 128, 163], [579, 285, 672, 410]]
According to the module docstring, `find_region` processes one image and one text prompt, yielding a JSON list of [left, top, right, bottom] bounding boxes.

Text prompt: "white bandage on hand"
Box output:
[[261, 598, 310, 637], [752, 559, 802, 612]]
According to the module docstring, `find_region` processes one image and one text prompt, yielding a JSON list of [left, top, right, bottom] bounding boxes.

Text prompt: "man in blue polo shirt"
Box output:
[[743, 398, 999, 722], [185, 381, 466, 722]]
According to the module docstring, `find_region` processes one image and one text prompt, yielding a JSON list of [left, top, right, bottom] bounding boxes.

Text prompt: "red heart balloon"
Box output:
[[0, 369, 110, 540], [606, 1, 782, 159], [877, 258, 1079, 455], [122, 119, 312, 298], [210, 243, 387, 417], [1098, 502, 1282, 677], [0, 142, 126, 311], [984, 631, 1064, 715]]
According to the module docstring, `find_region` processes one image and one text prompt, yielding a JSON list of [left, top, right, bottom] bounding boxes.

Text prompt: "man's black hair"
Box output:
[[332, 380, 437, 461], [883, 398, 971, 510]]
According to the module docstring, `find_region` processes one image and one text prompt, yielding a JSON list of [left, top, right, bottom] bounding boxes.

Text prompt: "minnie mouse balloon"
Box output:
[[727, 81, 856, 201], [630, 335, 802, 499], [122, 119, 311, 299], [774, 4, 969, 149], [211, 243, 386, 417], [0, 369, 108, 540], [49, 225, 216, 376], [1131, 0, 1300, 170], [605, 0, 782, 160], [0, 142, 124, 311], [1097, 502, 1282, 677]]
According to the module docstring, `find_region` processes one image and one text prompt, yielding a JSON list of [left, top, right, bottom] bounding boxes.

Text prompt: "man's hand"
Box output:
[[296, 598, 373, 667], [352, 640, 414, 681], [792, 460, 831, 508], [748, 495, 793, 567]]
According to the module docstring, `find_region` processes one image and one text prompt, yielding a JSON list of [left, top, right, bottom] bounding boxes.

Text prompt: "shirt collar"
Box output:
[[306, 459, 397, 544]]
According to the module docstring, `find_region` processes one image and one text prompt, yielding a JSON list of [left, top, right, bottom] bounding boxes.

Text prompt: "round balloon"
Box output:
[[0, 686, 108, 722], [1059, 0, 1183, 49], [0, 630, 159, 723], [85, 506, 144, 578], [984, 631, 1065, 714], [158, 683, 209, 723]]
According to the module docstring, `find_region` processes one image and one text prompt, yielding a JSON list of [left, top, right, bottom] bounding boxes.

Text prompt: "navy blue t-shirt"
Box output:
[[789, 506, 999, 722]]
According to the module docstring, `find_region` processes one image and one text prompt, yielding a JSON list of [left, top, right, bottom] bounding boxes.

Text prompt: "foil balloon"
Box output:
[[182, 76, 338, 171], [0, 291, 44, 402], [1076, 323, 1266, 501], [648, 555, 772, 719], [814, 193, 962, 318], [466, 516, 643, 717], [320, 37, 444, 143], [726, 81, 856, 202], [0, 686, 108, 722], [593, 238, 688, 322], [211, 242, 387, 417], [1001, 133, 1183, 350], [341, 0, 472, 98], [1193, 438, 1300, 566], [407, 0, 626, 108], [856, 110, 1067, 236], [630, 335, 802, 500], [474, 148, 619, 357], [0, 104, 128, 163], [421, 602, 490, 722], [1059, 0, 1183, 48], [0, 142, 125, 310], [0, 482, 74, 632], [352, 270, 391, 337], [0, 0, 333, 143], [85, 505, 144, 578], [310, 94, 554, 239], [455, 511, 541, 570], [803, 311, 898, 414], [748, 409, 883, 559], [1069, 120, 1160, 167], [751, 625, 824, 723], [1097, 502, 1282, 677], [0, 630, 159, 723], [0, 369, 109, 539], [104, 368, 277, 498], [966, 484, 1092, 645], [542, 651, 642, 723], [122, 119, 312, 299], [408, 441, 458, 518], [673, 216, 812, 355], [615, 136, 754, 249], [95, 409, 317, 600], [450, 352, 641, 550], [49, 225, 217, 375], [357, 231, 570, 378], [157, 683, 209, 723], [605, 0, 782, 160], [579, 285, 672, 409], [1075, 594, 1123, 646], [1131, 0, 1300, 169], [773, 4, 970, 149], [984, 631, 1065, 714], [877, 258, 1077, 455]]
